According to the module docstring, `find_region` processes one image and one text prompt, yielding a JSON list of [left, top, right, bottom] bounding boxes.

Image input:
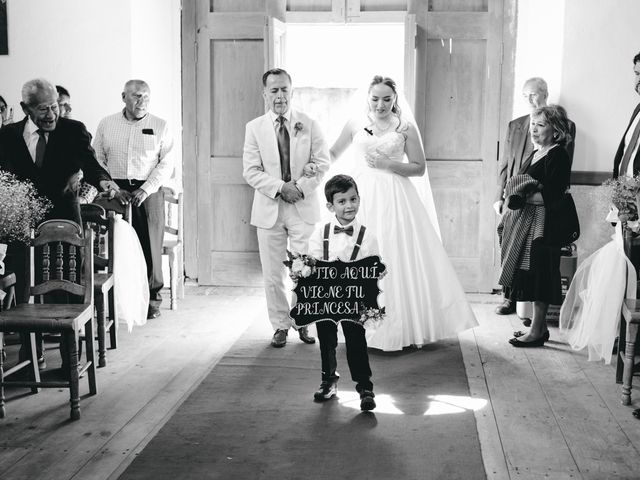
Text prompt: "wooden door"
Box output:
[[414, 0, 509, 292], [190, 5, 284, 285]]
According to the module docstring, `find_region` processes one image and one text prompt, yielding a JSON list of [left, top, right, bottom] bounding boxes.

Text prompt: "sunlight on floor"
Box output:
[[337, 392, 487, 415], [424, 395, 488, 416]]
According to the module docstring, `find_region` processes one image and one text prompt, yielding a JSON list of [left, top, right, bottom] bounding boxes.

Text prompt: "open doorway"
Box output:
[[285, 23, 405, 144]]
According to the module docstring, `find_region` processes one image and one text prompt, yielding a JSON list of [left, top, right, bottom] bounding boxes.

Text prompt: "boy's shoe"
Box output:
[[313, 381, 337, 401], [359, 390, 376, 411]]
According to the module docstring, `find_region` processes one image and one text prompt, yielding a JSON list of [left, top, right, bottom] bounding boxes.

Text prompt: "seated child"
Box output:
[[307, 174, 379, 411]]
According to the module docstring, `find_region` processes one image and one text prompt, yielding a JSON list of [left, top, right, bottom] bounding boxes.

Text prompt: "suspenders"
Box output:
[[322, 223, 366, 261]]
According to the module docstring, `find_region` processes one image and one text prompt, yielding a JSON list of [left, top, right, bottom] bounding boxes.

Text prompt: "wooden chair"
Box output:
[[0, 271, 20, 364], [162, 186, 184, 310], [616, 228, 640, 405], [0, 272, 16, 310], [0, 220, 97, 420], [80, 203, 116, 367], [92, 196, 132, 223]]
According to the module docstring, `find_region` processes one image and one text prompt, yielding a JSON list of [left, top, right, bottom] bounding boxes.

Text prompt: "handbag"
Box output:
[[545, 192, 580, 246]]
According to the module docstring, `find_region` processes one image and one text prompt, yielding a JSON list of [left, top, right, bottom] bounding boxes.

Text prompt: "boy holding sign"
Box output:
[[307, 175, 380, 411]]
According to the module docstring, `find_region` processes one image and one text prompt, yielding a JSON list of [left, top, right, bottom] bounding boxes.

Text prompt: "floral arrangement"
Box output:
[[603, 175, 640, 232], [293, 122, 304, 137], [0, 171, 52, 244], [283, 250, 316, 281], [355, 305, 386, 330]]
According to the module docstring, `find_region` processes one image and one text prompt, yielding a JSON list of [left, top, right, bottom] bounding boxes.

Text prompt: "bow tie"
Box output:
[[334, 225, 354, 236]]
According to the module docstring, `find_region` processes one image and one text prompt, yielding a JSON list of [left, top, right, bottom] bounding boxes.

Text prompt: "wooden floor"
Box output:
[[1, 288, 640, 480]]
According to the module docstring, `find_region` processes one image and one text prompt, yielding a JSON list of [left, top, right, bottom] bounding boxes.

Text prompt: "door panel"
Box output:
[[195, 12, 273, 285], [425, 39, 486, 159], [415, 0, 503, 292], [211, 40, 264, 155]]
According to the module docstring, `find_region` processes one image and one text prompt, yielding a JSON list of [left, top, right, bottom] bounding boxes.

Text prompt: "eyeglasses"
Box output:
[[34, 103, 59, 114]]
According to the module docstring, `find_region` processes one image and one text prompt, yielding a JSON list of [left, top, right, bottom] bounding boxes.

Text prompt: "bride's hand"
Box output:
[[302, 161, 317, 178], [365, 150, 392, 170]]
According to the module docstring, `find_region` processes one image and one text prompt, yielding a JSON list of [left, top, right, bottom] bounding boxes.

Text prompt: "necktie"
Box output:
[[276, 116, 291, 182], [334, 225, 354, 236], [35, 129, 46, 168], [619, 118, 640, 176]]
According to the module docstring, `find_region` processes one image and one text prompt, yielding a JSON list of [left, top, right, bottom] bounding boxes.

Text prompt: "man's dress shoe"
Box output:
[[360, 391, 376, 411], [495, 299, 516, 315], [313, 381, 337, 401], [298, 326, 316, 344], [271, 329, 288, 348], [147, 306, 161, 319]]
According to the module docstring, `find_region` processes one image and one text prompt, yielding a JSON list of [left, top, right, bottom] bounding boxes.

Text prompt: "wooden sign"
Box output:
[[289, 255, 386, 327]]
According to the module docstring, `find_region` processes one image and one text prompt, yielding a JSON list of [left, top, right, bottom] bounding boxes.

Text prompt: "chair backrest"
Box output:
[[92, 196, 132, 223], [28, 219, 94, 305], [162, 186, 183, 243], [80, 203, 115, 273]]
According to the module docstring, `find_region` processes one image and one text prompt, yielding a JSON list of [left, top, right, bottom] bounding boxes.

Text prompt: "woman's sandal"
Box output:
[[512, 330, 550, 341]]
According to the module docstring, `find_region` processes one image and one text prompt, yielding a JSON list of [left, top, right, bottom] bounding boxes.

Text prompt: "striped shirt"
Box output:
[[93, 110, 173, 194]]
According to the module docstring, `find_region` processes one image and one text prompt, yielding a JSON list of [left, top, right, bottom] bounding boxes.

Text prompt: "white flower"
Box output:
[[292, 258, 305, 271], [300, 265, 312, 277]]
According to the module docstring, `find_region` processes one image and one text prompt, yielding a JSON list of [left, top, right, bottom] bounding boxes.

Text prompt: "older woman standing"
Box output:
[[498, 105, 573, 347]]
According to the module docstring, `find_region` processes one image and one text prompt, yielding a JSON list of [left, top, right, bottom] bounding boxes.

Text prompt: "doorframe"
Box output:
[[180, 0, 518, 288]]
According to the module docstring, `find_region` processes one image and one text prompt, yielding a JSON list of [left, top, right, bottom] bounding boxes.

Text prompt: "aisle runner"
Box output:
[[119, 320, 485, 480]]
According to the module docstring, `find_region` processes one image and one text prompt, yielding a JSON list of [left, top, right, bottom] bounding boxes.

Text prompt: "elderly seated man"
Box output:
[[0, 77, 125, 368]]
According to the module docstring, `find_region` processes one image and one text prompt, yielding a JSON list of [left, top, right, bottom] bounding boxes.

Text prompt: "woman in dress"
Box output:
[[327, 75, 478, 351], [499, 104, 573, 347]]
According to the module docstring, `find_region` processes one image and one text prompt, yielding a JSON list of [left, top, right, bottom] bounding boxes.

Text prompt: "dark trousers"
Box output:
[[316, 320, 373, 392], [115, 180, 165, 307]]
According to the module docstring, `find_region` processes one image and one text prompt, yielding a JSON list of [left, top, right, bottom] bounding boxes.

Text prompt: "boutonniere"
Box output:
[[294, 122, 304, 136]]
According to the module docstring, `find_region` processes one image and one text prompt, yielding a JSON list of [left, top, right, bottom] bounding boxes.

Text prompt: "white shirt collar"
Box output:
[[268, 109, 292, 125], [24, 117, 41, 136]]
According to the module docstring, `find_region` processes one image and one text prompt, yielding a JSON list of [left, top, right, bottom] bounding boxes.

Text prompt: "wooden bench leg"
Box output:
[[617, 321, 627, 384], [108, 286, 117, 349], [95, 294, 107, 368], [84, 317, 97, 396], [0, 332, 5, 418], [622, 322, 639, 405], [169, 250, 178, 310], [66, 331, 81, 420]]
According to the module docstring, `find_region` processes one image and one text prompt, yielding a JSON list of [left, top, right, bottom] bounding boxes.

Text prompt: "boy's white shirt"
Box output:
[[308, 217, 379, 262]]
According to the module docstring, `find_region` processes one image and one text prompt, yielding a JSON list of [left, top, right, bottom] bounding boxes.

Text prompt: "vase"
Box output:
[[0, 242, 6, 275]]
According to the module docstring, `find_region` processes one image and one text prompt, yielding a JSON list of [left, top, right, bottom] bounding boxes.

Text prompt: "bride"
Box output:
[[324, 75, 478, 351]]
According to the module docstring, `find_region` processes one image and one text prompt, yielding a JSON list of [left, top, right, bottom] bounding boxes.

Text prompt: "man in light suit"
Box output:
[[243, 68, 330, 347], [613, 51, 640, 179], [494, 77, 575, 316]]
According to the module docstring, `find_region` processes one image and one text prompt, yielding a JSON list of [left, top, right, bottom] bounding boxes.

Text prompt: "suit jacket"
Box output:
[[242, 110, 330, 229], [0, 117, 111, 221], [613, 103, 640, 178], [496, 113, 576, 202]]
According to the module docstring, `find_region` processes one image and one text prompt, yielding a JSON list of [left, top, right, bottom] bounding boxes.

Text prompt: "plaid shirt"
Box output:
[[93, 110, 174, 194]]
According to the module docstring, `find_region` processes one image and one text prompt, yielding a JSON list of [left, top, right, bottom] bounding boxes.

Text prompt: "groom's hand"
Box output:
[[280, 181, 303, 203]]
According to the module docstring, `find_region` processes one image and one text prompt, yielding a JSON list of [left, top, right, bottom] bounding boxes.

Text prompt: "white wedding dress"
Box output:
[[559, 223, 636, 364], [336, 129, 478, 351]]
